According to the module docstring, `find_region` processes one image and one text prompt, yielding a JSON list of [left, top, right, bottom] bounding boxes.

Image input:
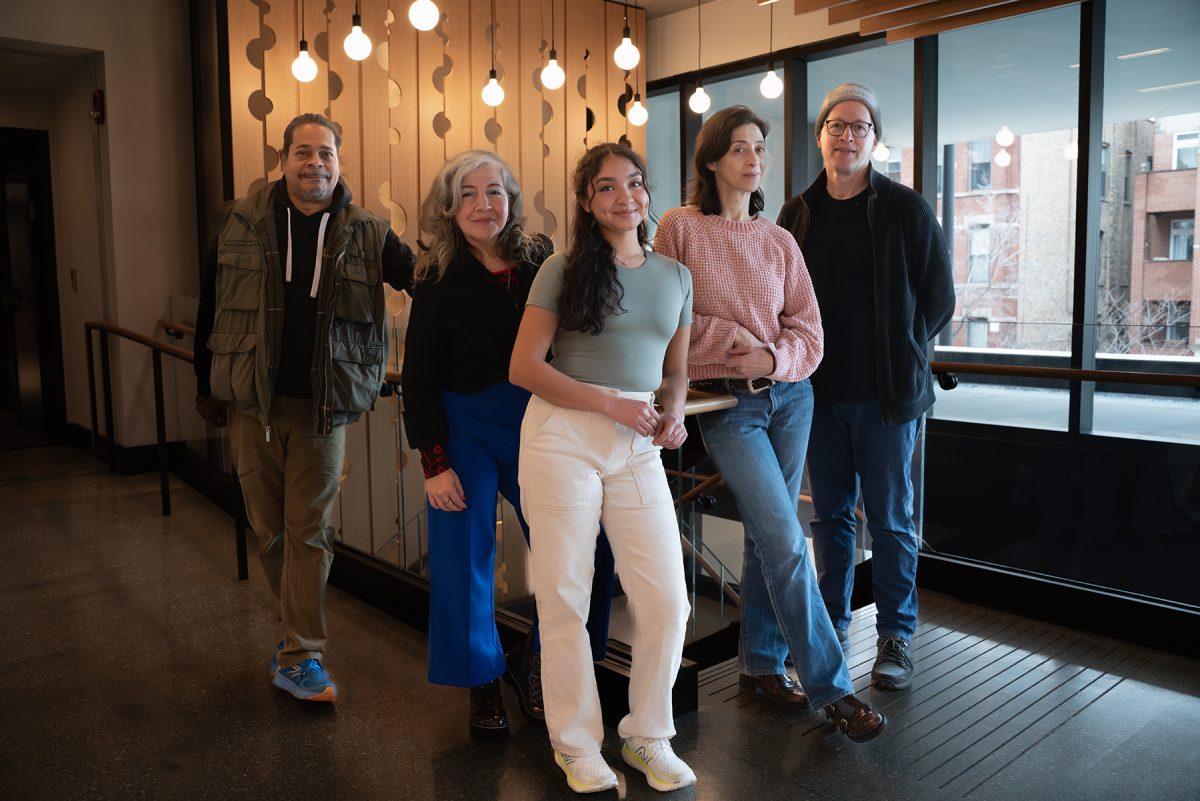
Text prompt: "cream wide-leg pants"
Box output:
[[519, 390, 691, 756]]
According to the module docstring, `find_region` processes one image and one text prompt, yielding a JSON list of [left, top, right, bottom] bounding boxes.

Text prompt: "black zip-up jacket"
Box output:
[[400, 235, 552, 451], [777, 166, 955, 426]]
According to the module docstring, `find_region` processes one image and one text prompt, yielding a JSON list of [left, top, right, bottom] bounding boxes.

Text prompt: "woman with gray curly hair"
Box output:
[[401, 150, 613, 738]]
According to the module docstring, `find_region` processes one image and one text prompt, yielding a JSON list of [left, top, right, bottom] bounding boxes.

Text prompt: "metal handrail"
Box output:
[[931, 359, 1200, 389], [85, 319, 249, 581], [85, 321, 193, 514]]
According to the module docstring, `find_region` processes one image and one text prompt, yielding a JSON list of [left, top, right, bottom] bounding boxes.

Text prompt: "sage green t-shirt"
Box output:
[[526, 251, 692, 392]]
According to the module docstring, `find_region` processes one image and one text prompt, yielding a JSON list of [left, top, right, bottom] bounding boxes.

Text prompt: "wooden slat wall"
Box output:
[[223, 0, 645, 567]]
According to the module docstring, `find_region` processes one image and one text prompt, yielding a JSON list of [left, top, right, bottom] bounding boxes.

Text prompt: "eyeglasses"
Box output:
[[824, 120, 874, 139]]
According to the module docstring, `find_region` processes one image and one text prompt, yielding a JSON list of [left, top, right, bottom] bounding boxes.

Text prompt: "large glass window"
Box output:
[[807, 42, 915, 189], [1169, 218, 1194, 260], [933, 5, 1081, 432], [1173, 131, 1198, 169], [1094, 0, 1200, 443], [967, 222, 991, 282], [969, 139, 992, 190], [646, 89, 682, 226]]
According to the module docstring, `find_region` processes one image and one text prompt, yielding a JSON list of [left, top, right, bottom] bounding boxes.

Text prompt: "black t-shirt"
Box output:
[[803, 186, 877, 401]]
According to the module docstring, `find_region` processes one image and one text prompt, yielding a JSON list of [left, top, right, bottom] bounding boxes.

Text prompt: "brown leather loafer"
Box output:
[[504, 643, 546, 724], [738, 673, 809, 706], [469, 679, 509, 738], [823, 694, 887, 742]]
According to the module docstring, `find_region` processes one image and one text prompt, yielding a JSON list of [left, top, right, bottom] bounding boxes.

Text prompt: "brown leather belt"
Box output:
[[690, 377, 775, 395]]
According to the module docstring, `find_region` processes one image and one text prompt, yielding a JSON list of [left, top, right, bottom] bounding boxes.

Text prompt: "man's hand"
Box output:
[[195, 395, 228, 428]]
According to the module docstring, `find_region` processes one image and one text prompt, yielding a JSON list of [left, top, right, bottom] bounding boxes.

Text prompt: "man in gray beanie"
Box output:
[[777, 82, 955, 692]]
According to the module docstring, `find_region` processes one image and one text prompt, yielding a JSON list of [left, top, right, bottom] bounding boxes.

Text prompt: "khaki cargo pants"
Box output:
[[230, 397, 345, 669]]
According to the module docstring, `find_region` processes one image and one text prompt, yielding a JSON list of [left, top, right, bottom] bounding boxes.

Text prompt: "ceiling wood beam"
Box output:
[[861, 0, 1017, 34], [794, 0, 853, 14], [828, 0, 937, 25], [883, 0, 1079, 42]]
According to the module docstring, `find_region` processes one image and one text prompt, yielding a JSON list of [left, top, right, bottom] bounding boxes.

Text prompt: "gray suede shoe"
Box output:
[[871, 636, 914, 690]]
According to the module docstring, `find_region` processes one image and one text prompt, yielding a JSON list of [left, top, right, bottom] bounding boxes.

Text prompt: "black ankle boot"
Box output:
[[504, 636, 546, 725], [469, 679, 509, 737]]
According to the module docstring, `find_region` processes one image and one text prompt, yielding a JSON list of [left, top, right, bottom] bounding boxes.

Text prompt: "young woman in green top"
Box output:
[[510, 143, 695, 794]]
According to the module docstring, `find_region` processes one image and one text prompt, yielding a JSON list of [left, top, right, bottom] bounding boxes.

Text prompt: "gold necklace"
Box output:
[[614, 250, 645, 267]]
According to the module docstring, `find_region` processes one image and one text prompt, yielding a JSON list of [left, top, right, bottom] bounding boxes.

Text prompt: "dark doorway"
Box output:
[[0, 127, 66, 449]]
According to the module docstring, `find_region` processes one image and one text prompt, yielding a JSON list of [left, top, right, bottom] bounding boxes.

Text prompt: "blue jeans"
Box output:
[[808, 399, 920, 642], [698, 380, 853, 708]]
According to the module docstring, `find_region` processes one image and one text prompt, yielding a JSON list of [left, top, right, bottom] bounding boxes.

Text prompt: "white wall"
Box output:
[[646, 1, 855, 82], [0, 0, 199, 447], [52, 60, 112, 432]]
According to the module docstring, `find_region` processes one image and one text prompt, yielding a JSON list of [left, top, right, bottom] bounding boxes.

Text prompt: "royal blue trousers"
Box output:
[[426, 381, 614, 687]]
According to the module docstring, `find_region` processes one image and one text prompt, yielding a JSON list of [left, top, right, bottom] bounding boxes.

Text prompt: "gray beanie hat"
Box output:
[[815, 82, 882, 141]]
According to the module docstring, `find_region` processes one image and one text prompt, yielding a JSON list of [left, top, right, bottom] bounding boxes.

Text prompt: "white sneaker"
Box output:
[[554, 750, 618, 794], [621, 736, 696, 792]]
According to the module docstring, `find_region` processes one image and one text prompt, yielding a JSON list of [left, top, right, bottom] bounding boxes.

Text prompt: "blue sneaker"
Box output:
[[269, 640, 284, 676], [272, 658, 338, 702]]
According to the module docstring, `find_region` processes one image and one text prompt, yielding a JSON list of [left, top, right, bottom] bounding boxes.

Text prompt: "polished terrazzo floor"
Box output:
[[3, 446, 1198, 801]]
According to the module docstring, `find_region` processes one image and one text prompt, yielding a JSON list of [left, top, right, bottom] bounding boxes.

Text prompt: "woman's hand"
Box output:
[[731, 324, 765, 351], [425, 469, 467, 512], [726, 343, 776, 379], [607, 397, 660, 437], [652, 411, 687, 449]]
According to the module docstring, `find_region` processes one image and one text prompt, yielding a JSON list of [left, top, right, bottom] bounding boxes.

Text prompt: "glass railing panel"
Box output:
[[930, 323, 1077, 431], [923, 324, 1200, 610]]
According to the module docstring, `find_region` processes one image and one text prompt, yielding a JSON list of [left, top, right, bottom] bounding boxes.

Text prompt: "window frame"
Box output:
[[1173, 131, 1198, 170]]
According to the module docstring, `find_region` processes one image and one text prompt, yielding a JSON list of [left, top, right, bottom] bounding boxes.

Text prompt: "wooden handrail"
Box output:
[[930, 360, 1200, 389], [86, 320, 194, 363], [158, 318, 196, 338]]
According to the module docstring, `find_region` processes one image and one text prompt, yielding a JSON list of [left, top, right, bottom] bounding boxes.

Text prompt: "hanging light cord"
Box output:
[[550, 0, 556, 50], [298, 0, 305, 42], [491, 0, 496, 70], [769, 2, 774, 65], [696, 0, 702, 83]]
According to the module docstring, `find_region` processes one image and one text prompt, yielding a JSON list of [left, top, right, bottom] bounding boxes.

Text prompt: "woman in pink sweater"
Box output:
[[653, 105, 885, 742]]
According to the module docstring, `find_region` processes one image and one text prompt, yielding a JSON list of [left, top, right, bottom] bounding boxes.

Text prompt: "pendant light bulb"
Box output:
[[994, 149, 1012, 168], [759, 68, 783, 99], [408, 0, 439, 31], [482, 69, 505, 107], [628, 94, 648, 126], [688, 86, 711, 114], [292, 41, 318, 82], [343, 14, 373, 61], [995, 125, 1015, 148], [541, 50, 565, 90], [872, 142, 890, 161], [614, 27, 640, 71]]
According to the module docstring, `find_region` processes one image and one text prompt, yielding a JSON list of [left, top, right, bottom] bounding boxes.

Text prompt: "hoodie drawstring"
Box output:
[[284, 207, 331, 300], [311, 212, 330, 298]]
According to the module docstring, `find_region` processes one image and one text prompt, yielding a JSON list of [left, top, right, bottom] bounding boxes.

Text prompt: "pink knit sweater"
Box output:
[[653, 205, 823, 382]]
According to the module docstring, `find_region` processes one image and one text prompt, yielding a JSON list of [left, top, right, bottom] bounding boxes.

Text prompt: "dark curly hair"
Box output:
[[688, 105, 770, 216], [558, 143, 652, 335]]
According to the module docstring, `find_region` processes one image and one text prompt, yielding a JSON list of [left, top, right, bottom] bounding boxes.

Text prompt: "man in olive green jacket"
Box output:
[[194, 113, 414, 702]]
